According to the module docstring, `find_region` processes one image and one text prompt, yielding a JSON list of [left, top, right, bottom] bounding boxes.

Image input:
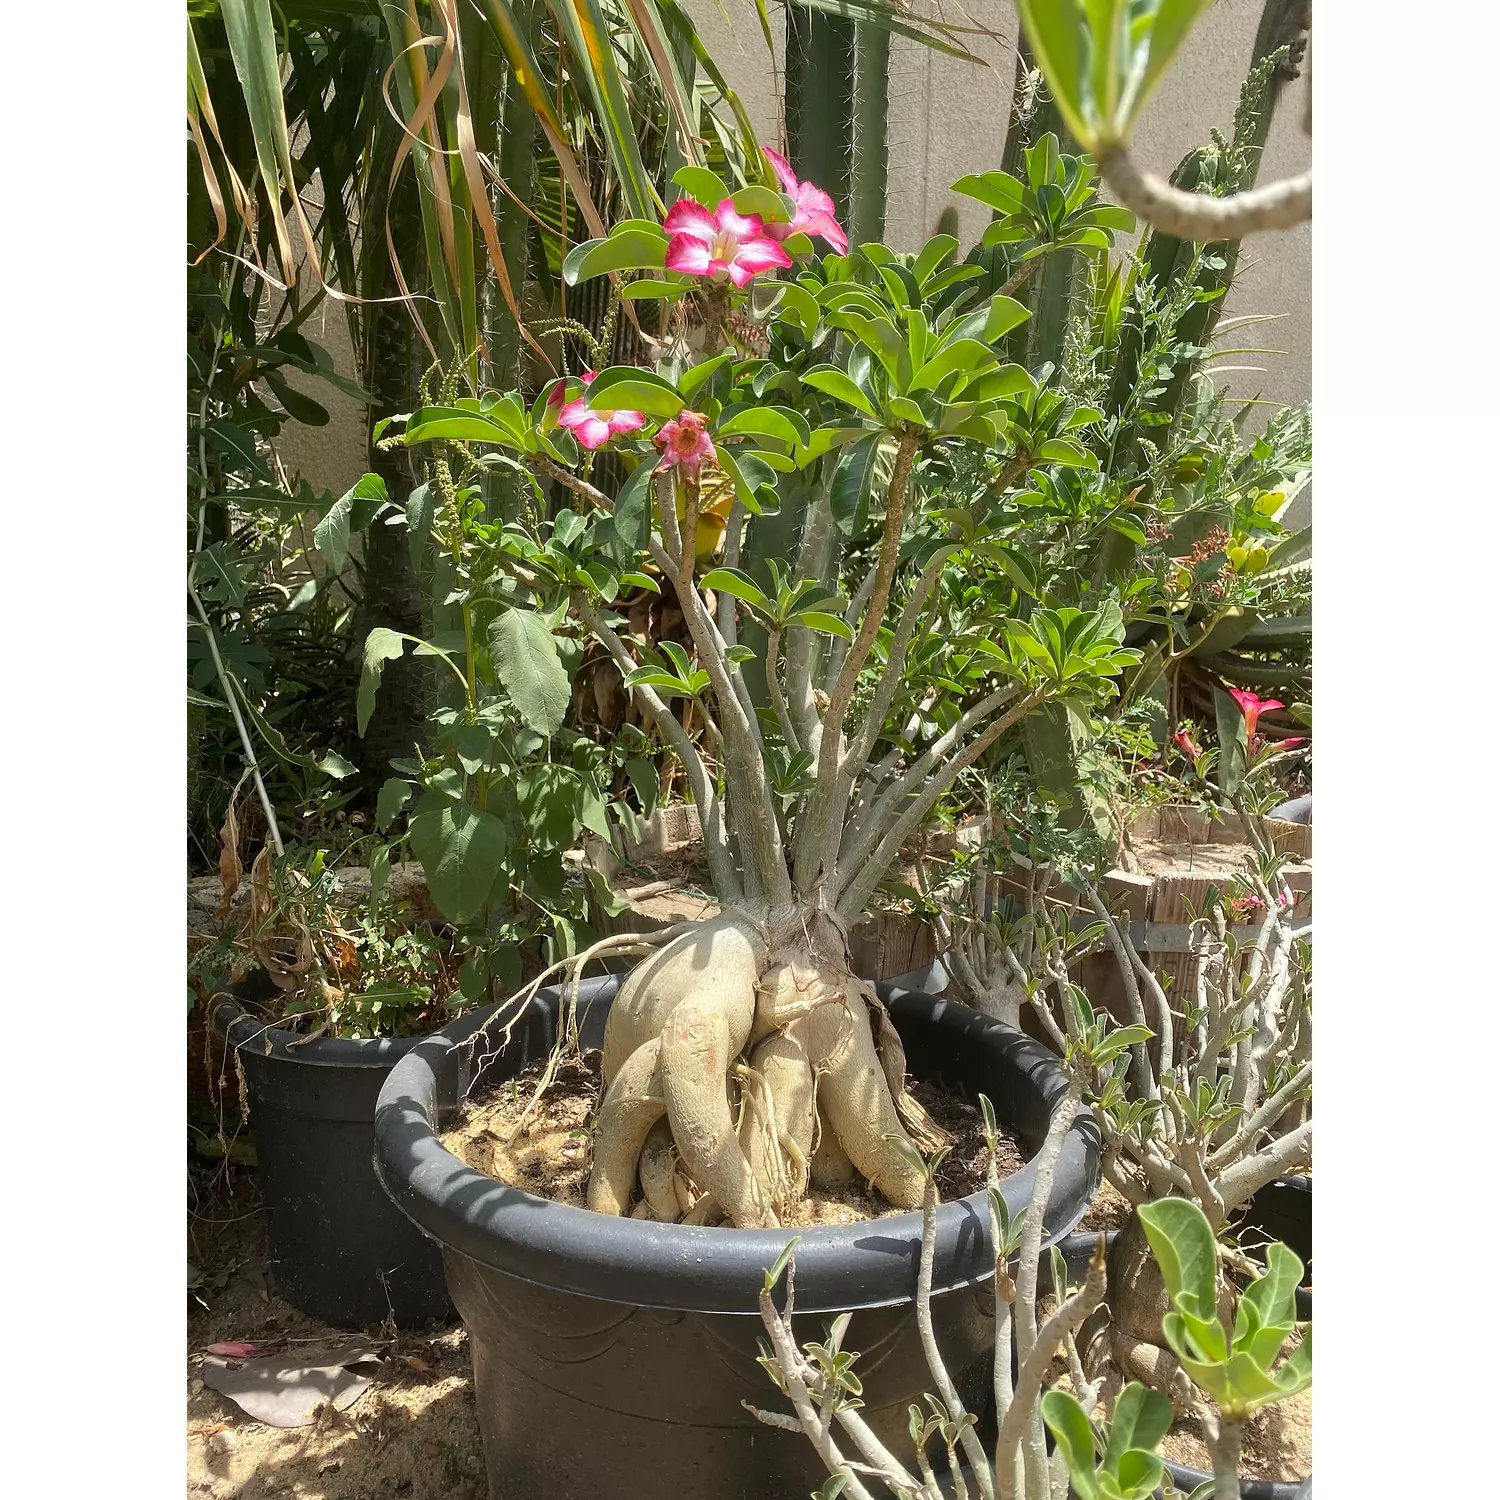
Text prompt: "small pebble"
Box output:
[[209, 1429, 238, 1455]]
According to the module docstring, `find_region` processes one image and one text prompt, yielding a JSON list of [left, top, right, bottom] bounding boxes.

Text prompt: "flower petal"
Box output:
[[799, 209, 848, 254], [730, 235, 794, 275], [573, 415, 613, 449], [762, 145, 798, 195], [795, 182, 837, 219], [665, 233, 714, 276], [714, 200, 764, 240], [663, 198, 716, 242], [605, 408, 646, 436]]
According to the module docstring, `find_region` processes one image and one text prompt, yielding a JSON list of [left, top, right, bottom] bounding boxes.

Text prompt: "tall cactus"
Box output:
[[849, 22, 890, 244], [784, 6, 854, 224], [784, 7, 890, 243]]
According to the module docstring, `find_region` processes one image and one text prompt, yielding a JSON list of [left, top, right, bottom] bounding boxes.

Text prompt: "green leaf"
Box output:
[[700, 567, 769, 608], [586, 367, 685, 418], [1137, 1198, 1220, 1324], [368, 841, 391, 904], [763, 1236, 803, 1293], [801, 366, 881, 421], [401, 407, 523, 447], [1102, 1383, 1173, 1476], [717, 407, 811, 448], [1040, 1390, 1100, 1500], [263, 369, 329, 426], [671, 165, 730, 205], [1236, 1243, 1304, 1346], [561, 227, 668, 285], [910, 338, 998, 395], [406, 482, 433, 572], [407, 799, 511, 924], [376, 777, 413, 832], [732, 183, 791, 221], [951, 169, 1026, 215], [357, 628, 407, 736], [489, 610, 571, 737], [618, 278, 693, 301], [795, 610, 854, 642], [1016, 2, 1092, 144]]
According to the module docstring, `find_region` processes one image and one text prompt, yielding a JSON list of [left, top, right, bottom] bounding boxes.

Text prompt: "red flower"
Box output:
[[761, 148, 850, 254], [663, 198, 793, 288], [653, 409, 717, 477], [1228, 689, 1282, 738], [1174, 728, 1203, 759]]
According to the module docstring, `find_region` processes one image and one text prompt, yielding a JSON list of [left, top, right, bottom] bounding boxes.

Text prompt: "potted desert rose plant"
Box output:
[[368, 140, 1156, 1497], [929, 750, 1311, 1494]]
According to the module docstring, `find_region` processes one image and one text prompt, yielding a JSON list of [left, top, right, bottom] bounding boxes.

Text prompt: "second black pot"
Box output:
[[374, 977, 1102, 1500], [212, 996, 455, 1329]]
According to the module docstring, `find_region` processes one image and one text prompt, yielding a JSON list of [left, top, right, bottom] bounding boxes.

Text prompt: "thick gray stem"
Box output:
[[1098, 144, 1311, 239]]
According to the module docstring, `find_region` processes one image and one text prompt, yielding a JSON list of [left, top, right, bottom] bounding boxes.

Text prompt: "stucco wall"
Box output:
[[274, 1, 1310, 505]]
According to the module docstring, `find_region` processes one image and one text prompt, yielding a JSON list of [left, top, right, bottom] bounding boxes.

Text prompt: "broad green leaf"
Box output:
[[401, 407, 524, 447], [950, 169, 1026, 215], [1114, 1450, 1165, 1498], [408, 799, 510, 924], [1016, 2, 1093, 143], [1137, 1197, 1219, 1323], [801, 366, 881, 421], [1039, 1390, 1100, 1500], [910, 338, 998, 394], [601, 458, 656, 565], [774, 281, 821, 337], [731, 183, 791, 221], [619, 278, 693, 301], [672, 165, 729, 205], [714, 446, 770, 515], [406, 481, 433, 572], [561, 227, 668, 285], [700, 567, 769, 608], [1235, 1243, 1304, 1348], [586, 366, 684, 418], [357, 628, 407, 736], [368, 841, 391, 904], [717, 407, 811, 448], [1102, 1383, 1173, 1475], [489, 610, 571, 736], [1132, 1, 1217, 129], [376, 778, 413, 832], [795, 610, 854, 642]]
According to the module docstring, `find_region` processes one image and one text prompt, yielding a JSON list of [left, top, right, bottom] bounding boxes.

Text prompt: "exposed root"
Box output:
[[585, 1039, 667, 1217], [583, 904, 933, 1224], [638, 1118, 681, 1223]]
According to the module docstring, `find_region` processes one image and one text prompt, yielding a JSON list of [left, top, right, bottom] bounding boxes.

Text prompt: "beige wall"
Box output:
[[275, 1, 1310, 508]]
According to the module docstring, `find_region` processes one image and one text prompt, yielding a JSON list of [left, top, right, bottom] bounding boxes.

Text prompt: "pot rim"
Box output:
[[210, 994, 437, 1070], [373, 974, 1102, 1315]]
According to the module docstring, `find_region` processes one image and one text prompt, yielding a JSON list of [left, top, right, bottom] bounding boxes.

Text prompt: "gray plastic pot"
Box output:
[[211, 996, 455, 1329], [373, 975, 1102, 1500]]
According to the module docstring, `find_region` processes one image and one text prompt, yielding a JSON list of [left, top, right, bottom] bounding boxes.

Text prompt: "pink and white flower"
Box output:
[[663, 198, 793, 288], [546, 370, 646, 450], [762, 147, 849, 254], [653, 409, 716, 477]]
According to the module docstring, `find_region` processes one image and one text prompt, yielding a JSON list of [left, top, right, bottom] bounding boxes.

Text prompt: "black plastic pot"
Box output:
[[211, 996, 455, 1328], [374, 976, 1101, 1500]]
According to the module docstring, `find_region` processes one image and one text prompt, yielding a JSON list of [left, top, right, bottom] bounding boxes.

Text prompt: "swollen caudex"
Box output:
[[585, 906, 940, 1227]]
